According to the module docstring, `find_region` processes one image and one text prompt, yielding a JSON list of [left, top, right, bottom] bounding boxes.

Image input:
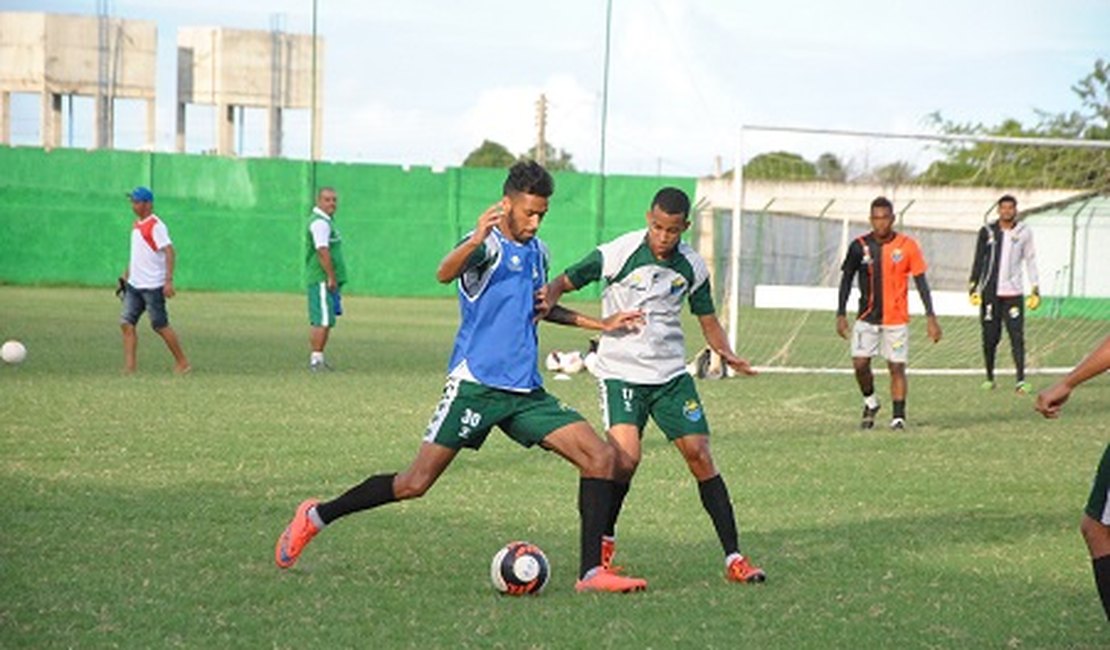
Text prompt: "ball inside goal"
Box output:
[[490, 541, 549, 595]]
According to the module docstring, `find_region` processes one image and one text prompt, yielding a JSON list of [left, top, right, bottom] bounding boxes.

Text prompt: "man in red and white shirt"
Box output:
[[119, 186, 190, 374]]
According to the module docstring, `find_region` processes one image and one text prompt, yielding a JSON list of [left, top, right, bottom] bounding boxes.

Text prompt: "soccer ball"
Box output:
[[560, 350, 584, 375], [490, 541, 550, 595], [544, 351, 563, 372], [1, 340, 26, 365]]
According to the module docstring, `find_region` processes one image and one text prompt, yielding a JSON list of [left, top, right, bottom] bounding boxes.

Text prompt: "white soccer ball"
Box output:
[[561, 350, 584, 375], [1, 340, 26, 365], [583, 351, 599, 377], [544, 351, 563, 372], [490, 541, 550, 595]]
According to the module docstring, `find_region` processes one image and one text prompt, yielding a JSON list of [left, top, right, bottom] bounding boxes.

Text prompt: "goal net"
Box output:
[[692, 126, 1110, 376]]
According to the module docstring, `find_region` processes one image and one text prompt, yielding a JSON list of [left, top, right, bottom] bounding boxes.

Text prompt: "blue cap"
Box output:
[[127, 186, 154, 202]]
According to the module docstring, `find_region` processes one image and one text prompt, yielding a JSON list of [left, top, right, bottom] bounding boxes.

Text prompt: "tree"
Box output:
[[922, 59, 1110, 189], [815, 152, 848, 182], [521, 143, 576, 171], [462, 140, 516, 168], [743, 151, 817, 180], [872, 161, 916, 186]]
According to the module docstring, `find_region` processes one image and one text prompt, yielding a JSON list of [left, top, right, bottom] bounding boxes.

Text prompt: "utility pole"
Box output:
[[534, 93, 548, 166]]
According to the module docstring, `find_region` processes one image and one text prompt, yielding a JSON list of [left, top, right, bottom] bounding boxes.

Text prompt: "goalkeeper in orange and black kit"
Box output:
[[967, 194, 1040, 394]]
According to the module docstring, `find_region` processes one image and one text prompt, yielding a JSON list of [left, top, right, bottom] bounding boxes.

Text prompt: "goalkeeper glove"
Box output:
[[1026, 286, 1040, 311], [115, 276, 126, 300], [968, 281, 981, 306]]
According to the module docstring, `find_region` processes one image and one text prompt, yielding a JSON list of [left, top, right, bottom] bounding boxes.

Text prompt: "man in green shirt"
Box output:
[[305, 187, 346, 371]]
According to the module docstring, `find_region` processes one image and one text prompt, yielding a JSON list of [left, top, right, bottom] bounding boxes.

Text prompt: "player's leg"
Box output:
[[307, 282, 333, 370], [882, 325, 909, 429], [980, 299, 1002, 387], [887, 362, 907, 429], [657, 375, 765, 583], [851, 320, 881, 428], [1004, 296, 1029, 392], [545, 423, 646, 592], [1081, 445, 1110, 619], [275, 377, 482, 569], [119, 285, 145, 373], [147, 288, 190, 373], [596, 378, 649, 565], [276, 443, 458, 569]]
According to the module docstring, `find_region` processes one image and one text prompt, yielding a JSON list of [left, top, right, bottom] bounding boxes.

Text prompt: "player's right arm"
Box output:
[[436, 201, 504, 283], [968, 226, 988, 302], [835, 240, 860, 339]]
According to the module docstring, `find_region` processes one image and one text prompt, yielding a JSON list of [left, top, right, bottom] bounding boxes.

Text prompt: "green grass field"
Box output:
[[1, 286, 1108, 648]]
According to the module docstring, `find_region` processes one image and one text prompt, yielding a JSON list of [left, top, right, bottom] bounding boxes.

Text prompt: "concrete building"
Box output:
[[176, 26, 324, 158], [0, 11, 157, 150]]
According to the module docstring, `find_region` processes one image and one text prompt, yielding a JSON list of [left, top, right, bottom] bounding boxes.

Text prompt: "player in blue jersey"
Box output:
[[274, 161, 648, 593]]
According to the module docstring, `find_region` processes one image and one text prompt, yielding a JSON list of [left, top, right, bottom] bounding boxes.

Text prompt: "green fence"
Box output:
[[0, 146, 694, 297]]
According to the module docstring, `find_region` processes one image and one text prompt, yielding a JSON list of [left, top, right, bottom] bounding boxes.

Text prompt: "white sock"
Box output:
[[725, 552, 743, 568], [864, 394, 879, 409], [310, 351, 325, 364]]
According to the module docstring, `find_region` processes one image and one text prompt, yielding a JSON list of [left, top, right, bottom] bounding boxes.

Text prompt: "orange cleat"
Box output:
[[726, 555, 766, 583], [575, 567, 647, 593], [600, 536, 616, 570], [275, 499, 320, 569]]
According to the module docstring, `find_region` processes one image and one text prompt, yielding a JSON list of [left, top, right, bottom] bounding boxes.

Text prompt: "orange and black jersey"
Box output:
[[838, 232, 929, 326]]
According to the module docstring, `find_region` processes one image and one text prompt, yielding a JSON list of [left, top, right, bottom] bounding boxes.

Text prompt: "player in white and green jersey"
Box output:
[[543, 187, 766, 584]]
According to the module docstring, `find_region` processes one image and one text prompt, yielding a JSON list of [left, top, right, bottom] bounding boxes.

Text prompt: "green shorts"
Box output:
[[423, 378, 587, 450], [1085, 444, 1110, 525], [599, 373, 708, 441], [307, 282, 341, 327]]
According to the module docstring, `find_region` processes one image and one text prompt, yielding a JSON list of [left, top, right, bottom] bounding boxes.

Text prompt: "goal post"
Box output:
[[698, 125, 1110, 376]]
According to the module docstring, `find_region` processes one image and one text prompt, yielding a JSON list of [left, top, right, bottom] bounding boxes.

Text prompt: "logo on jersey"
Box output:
[[669, 276, 686, 296], [682, 399, 703, 422], [507, 254, 523, 272], [891, 248, 903, 263]]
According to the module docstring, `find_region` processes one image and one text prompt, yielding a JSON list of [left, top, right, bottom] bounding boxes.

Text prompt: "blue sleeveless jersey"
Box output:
[[447, 228, 548, 391]]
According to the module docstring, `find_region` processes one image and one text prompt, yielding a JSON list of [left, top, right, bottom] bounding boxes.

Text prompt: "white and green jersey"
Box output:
[[565, 229, 715, 384]]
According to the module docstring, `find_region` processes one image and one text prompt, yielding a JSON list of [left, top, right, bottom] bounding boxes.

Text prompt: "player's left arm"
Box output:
[[912, 273, 941, 343], [162, 244, 177, 299], [1024, 227, 1041, 309], [697, 313, 757, 376], [545, 304, 643, 332]]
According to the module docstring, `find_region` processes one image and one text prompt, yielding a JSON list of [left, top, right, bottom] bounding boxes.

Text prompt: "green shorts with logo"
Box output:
[[1085, 443, 1110, 525], [423, 378, 587, 450], [599, 373, 708, 441]]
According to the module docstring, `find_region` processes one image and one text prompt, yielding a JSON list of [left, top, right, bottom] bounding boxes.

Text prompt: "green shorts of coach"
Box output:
[[599, 373, 708, 440], [307, 282, 342, 328], [423, 377, 587, 450]]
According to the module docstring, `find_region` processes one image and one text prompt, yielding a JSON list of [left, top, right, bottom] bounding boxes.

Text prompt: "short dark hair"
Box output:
[[503, 160, 554, 198], [998, 194, 1017, 207], [651, 187, 691, 218], [870, 196, 894, 213], [317, 186, 336, 199]]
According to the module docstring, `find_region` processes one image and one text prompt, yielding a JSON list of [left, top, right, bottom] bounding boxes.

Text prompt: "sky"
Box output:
[[4, 0, 1109, 177]]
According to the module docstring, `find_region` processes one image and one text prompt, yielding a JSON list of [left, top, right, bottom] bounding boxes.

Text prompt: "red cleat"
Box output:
[[275, 499, 320, 569]]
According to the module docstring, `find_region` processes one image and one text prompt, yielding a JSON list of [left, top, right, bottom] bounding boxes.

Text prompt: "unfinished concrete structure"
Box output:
[[0, 11, 157, 149], [176, 26, 324, 158]]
